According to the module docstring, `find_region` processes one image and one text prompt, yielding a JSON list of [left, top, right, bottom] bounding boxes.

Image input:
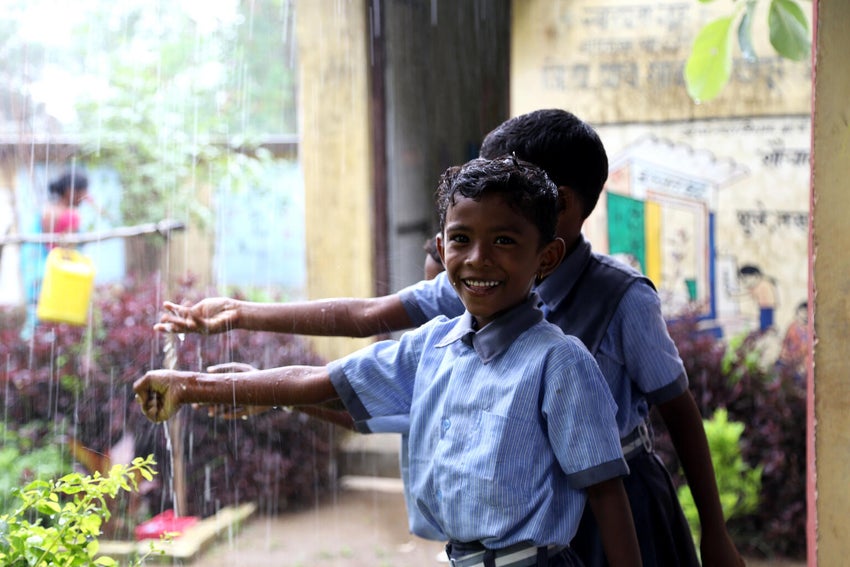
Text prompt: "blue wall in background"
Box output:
[[214, 161, 306, 293], [13, 161, 306, 297]]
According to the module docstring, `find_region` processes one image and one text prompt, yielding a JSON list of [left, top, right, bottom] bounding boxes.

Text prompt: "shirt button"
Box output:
[[442, 419, 450, 431], [436, 489, 442, 500]]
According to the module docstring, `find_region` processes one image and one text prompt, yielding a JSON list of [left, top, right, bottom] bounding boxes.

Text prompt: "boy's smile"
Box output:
[[438, 193, 561, 329]]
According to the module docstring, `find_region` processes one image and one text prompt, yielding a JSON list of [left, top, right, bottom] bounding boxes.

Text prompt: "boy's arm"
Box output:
[[154, 294, 413, 337], [586, 477, 642, 567], [657, 391, 745, 567], [133, 365, 337, 423]]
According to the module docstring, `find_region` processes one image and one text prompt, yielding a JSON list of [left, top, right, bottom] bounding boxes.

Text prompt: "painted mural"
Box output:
[[511, 0, 811, 361], [584, 117, 809, 355]]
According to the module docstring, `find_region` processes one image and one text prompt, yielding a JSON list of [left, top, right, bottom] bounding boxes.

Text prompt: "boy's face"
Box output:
[[438, 193, 562, 329]]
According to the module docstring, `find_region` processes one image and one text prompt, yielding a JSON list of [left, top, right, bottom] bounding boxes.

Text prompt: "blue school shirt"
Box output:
[[399, 235, 688, 437], [328, 294, 627, 548]]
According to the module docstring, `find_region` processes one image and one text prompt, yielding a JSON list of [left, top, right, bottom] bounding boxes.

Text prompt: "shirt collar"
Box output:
[[436, 292, 544, 363], [535, 233, 592, 313]]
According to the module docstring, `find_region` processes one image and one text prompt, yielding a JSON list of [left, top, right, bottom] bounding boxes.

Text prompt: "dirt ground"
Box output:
[[186, 484, 806, 567], [186, 485, 447, 567]]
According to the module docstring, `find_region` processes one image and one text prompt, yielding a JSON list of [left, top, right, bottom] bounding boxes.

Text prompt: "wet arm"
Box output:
[[657, 391, 744, 567], [157, 294, 414, 337], [586, 477, 642, 567], [133, 365, 338, 423]]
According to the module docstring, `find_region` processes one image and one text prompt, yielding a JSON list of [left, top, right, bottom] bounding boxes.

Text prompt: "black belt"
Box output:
[[621, 421, 653, 460]]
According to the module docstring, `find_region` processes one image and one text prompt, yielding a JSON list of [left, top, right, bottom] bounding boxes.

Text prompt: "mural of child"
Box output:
[[734, 264, 779, 332]]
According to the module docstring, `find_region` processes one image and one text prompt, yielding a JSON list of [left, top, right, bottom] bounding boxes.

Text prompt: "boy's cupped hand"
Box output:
[[134, 370, 189, 422]]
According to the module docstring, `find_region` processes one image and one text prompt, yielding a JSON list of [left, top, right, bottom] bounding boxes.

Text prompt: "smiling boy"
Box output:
[[134, 156, 641, 566]]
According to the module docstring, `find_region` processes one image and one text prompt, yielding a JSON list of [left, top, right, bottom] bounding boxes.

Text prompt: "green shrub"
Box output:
[[662, 309, 807, 560], [0, 456, 158, 567], [677, 408, 762, 544], [0, 423, 70, 515], [0, 275, 335, 532]]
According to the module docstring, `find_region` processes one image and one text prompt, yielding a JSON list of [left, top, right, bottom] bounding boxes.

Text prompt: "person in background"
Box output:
[[423, 233, 444, 280], [20, 169, 91, 339], [156, 109, 743, 567], [136, 156, 642, 566], [41, 170, 91, 245]]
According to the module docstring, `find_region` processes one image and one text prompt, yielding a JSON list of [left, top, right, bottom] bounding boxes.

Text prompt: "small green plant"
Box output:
[[0, 424, 69, 515], [678, 408, 762, 545], [0, 455, 158, 567], [721, 331, 764, 385]]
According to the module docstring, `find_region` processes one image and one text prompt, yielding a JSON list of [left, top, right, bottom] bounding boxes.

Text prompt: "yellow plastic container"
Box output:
[[36, 248, 96, 326]]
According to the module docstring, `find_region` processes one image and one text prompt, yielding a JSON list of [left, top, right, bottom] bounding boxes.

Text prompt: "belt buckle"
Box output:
[[638, 421, 652, 453]]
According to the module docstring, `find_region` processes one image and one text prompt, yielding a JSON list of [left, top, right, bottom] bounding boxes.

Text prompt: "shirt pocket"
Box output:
[[465, 410, 544, 509]]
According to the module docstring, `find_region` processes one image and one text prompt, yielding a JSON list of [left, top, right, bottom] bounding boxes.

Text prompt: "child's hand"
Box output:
[[133, 370, 189, 422], [154, 299, 238, 335]]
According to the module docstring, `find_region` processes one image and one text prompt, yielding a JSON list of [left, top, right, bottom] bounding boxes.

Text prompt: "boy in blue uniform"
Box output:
[[156, 110, 742, 567], [135, 156, 641, 566]]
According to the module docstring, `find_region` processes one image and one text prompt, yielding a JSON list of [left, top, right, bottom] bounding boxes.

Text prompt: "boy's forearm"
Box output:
[[586, 477, 642, 566], [239, 295, 414, 337], [658, 392, 745, 565], [657, 391, 725, 529], [179, 366, 337, 407]]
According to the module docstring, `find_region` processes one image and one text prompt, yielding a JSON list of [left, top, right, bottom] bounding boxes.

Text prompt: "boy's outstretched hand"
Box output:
[[134, 370, 192, 422], [154, 299, 237, 335]]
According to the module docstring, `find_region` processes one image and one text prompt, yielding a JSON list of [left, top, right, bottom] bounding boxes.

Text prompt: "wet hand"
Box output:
[[133, 370, 189, 422], [154, 298, 238, 335]]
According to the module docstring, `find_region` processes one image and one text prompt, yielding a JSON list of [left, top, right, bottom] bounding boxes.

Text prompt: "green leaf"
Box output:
[[768, 0, 811, 61], [685, 16, 736, 102], [36, 501, 61, 515], [737, 0, 758, 62]]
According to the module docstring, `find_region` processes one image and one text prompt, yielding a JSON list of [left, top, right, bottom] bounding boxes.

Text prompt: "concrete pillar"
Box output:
[[810, 1, 850, 562], [296, 0, 375, 360]]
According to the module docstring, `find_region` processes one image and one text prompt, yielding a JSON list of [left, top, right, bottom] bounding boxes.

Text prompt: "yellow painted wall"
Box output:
[[811, 2, 850, 561], [510, 0, 810, 123], [296, 0, 375, 360]]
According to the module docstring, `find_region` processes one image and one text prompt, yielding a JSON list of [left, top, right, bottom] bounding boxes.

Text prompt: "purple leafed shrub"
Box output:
[[0, 276, 336, 536], [655, 309, 807, 560]]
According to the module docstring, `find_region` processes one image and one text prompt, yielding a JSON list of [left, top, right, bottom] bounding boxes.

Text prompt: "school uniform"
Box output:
[[399, 234, 701, 567], [329, 294, 628, 566]]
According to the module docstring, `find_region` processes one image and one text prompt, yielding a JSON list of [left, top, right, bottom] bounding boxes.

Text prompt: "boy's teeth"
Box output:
[[465, 280, 498, 287]]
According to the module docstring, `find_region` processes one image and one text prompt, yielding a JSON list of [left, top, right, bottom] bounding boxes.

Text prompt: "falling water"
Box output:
[[161, 328, 184, 517]]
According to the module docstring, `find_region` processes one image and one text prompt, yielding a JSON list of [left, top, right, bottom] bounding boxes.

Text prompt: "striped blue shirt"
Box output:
[[329, 294, 627, 547], [399, 235, 688, 437]]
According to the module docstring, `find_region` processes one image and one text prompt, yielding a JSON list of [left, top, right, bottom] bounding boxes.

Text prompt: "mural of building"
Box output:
[[584, 117, 810, 345]]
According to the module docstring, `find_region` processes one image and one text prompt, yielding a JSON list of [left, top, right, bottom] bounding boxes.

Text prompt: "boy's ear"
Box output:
[[436, 232, 446, 265], [538, 237, 566, 281]]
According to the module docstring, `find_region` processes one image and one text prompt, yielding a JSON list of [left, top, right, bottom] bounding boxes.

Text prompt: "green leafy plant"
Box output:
[[0, 424, 69, 516], [0, 276, 335, 522], [721, 331, 764, 385], [677, 408, 763, 546], [685, 0, 811, 102], [0, 456, 158, 567]]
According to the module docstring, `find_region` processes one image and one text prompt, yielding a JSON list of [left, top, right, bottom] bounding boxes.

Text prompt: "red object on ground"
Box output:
[[134, 509, 199, 541]]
